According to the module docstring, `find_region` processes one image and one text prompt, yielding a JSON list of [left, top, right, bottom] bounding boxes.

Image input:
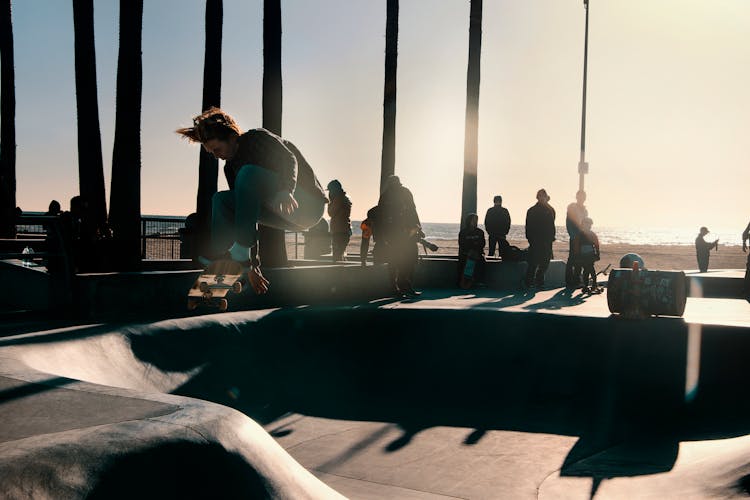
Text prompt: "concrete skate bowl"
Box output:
[[5, 306, 750, 497]]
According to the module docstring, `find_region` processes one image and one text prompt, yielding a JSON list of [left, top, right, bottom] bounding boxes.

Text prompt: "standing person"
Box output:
[[695, 226, 718, 273], [359, 205, 380, 266], [742, 221, 750, 299], [525, 189, 556, 288], [176, 107, 327, 294], [458, 213, 486, 286], [565, 190, 588, 287], [378, 175, 423, 297], [327, 179, 352, 262], [572, 217, 601, 293], [46, 200, 62, 217], [484, 195, 511, 258]]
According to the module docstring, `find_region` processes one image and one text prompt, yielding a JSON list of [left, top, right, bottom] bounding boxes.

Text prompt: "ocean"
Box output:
[[351, 222, 744, 247], [23, 213, 741, 248]]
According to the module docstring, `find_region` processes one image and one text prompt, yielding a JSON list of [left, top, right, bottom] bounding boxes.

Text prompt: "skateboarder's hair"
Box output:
[[176, 107, 242, 143]]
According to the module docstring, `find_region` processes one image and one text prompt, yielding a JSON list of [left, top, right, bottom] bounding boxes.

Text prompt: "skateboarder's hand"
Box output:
[[273, 191, 298, 216], [248, 266, 270, 294]]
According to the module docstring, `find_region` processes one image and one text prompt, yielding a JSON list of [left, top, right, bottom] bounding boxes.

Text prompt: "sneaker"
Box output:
[[582, 286, 590, 294], [403, 288, 422, 297]]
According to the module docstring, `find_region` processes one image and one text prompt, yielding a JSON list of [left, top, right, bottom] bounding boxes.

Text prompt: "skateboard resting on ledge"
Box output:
[[187, 259, 245, 312]]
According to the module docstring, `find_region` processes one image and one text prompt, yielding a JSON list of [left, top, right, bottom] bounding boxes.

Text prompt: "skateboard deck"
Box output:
[[188, 259, 245, 312]]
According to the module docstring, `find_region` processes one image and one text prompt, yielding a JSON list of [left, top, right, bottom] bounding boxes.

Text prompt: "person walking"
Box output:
[[484, 195, 511, 258], [525, 189, 556, 288], [327, 179, 352, 262], [177, 107, 327, 294], [695, 226, 718, 273], [565, 190, 588, 287]]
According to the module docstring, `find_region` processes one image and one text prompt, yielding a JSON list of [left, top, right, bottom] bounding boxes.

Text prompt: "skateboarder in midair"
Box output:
[[177, 108, 327, 294]]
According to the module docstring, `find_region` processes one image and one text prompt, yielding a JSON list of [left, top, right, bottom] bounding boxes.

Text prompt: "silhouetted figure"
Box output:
[[327, 179, 352, 262], [303, 218, 331, 259], [525, 189, 556, 288], [458, 213, 485, 285], [565, 190, 588, 287], [45, 200, 62, 216], [177, 107, 326, 294], [359, 205, 382, 266], [743, 221, 750, 298], [572, 217, 601, 293], [377, 175, 423, 297], [484, 195, 510, 258], [695, 226, 718, 273]]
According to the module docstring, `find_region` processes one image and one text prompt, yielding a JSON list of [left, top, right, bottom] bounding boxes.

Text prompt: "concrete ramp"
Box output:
[[3, 290, 750, 498]]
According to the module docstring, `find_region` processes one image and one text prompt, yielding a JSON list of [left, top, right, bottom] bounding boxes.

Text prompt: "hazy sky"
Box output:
[[5, 0, 750, 235]]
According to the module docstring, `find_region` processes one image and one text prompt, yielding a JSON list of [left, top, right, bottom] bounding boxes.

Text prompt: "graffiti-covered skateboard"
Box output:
[[187, 259, 244, 312]]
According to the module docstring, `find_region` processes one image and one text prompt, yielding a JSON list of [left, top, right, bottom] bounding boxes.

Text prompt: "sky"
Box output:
[[4, 0, 750, 237]]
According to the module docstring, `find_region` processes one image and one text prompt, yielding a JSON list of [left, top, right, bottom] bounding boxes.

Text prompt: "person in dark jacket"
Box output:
[[458, 213, 486, 285], [377, 175, 423, 297], [565, 190, 588, 287], [484, 195, 511, 258], [327, 179, 352, 261], [177, 107, 327, 294], [572, 217, 601, 293], [695, 226, 718, 273], [525, 189, 556, 288]]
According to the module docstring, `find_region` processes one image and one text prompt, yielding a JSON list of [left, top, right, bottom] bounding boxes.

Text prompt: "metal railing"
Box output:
[[14, 215, 315, 261]]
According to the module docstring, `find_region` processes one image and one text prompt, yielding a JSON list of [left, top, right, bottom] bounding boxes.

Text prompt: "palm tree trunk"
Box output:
[[73, 0, 107, 230], [461, 0, 482, 227], [259, 0, 287, 267], [195, 0, 223, 258], [0, 0, 16, 238], [109, 0, 143, 270], [380, 0, 398, 192]]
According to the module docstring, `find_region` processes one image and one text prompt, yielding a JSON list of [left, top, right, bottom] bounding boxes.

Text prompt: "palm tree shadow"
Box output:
[[523, 288, 587, 311]]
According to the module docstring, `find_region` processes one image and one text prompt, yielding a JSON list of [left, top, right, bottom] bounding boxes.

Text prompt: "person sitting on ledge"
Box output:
[[177, 107, 327, 294], [458, 213, 486, 286]]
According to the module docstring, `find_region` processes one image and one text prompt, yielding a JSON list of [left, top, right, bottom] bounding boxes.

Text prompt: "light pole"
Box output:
[[578, 0, 590, 192]]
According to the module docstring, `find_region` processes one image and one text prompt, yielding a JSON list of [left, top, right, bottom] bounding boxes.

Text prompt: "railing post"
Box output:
[[141, 218, 147, 259], [295, 231, 299, 260]]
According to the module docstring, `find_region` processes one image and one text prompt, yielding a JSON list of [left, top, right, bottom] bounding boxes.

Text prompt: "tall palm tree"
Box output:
[[72, 0, 107, 230], [461, 0, 482, 227], [259, 0, 287, 267], [108, 0, 143, 270], [380, 0, 398, 191], [0, 0, 16, 238], [195, 0, 223, 257]]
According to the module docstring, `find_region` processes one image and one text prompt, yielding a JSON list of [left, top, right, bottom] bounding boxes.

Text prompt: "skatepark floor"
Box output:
[[2, 286, 750, 498]]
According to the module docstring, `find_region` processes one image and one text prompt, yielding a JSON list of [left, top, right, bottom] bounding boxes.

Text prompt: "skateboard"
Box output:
[[459, 255, 478, 289], [187, 259, 245, 312]]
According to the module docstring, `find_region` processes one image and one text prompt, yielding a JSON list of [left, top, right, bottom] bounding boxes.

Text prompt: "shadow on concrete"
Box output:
[[522, 288, 587, 311], [22, 305, 750, 485], [87, 441, 268, 500]]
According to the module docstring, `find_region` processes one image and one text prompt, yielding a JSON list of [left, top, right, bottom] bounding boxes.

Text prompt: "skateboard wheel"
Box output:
[[232, 281, 242, 294], [187, 298, 199, 311], [218, 299, 228, 312], [199, 282, 209, 293]]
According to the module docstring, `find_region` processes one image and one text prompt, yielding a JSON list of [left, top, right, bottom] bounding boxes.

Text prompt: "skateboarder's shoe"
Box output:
[[403, 287, 422, 298]]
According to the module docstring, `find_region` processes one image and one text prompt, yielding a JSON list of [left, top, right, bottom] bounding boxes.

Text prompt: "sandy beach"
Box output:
[[324, 235, 748, 272]]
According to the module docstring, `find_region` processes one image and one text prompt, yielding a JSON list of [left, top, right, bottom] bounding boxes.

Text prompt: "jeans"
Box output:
[[525, 241, 553, 286], [211, 164, 324, 254]]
